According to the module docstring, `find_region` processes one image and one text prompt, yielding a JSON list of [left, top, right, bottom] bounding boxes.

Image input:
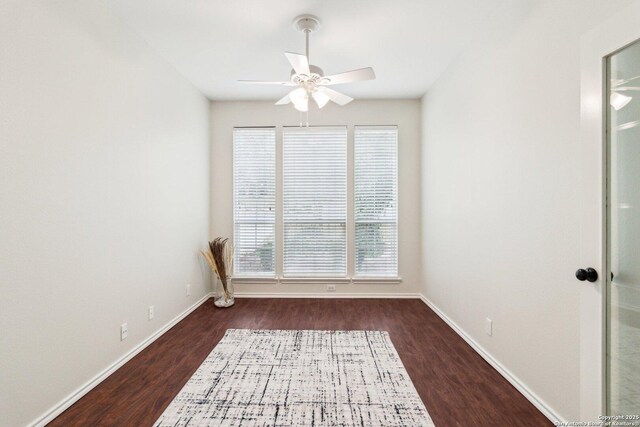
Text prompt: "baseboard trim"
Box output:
[[29, 292, 213, 427], [418, 295, 565, 425], [234, 292, 422, 299]]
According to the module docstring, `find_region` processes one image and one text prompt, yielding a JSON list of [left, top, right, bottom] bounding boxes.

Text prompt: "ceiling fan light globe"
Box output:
[[293, 99, 308, 112], [289, 87, 308, 104], [312, 90, 330, 108]]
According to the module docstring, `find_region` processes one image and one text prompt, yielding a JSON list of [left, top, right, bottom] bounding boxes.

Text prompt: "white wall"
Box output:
[[0, 2, 210, 426], [210, 100, 421, 295], [421, 0, 635, 421]]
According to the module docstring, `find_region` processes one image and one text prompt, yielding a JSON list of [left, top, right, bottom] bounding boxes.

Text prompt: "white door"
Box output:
[[580, 1, 640, 421]]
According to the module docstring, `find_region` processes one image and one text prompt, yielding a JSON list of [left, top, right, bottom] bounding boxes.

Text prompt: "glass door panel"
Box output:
[[607, 38, 640, 416]]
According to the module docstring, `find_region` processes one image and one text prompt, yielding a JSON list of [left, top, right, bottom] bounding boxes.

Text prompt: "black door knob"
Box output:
[[576, 268, 598, 282]]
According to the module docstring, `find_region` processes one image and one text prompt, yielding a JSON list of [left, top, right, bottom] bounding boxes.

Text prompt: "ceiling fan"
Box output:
[[239, 15, 376, 112]]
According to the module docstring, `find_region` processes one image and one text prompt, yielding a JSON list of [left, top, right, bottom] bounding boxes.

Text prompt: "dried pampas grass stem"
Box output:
[[201, 237, 234, 302]]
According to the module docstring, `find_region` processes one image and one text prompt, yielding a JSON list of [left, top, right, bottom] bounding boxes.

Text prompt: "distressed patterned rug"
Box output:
[[154, 329, 434, 426]]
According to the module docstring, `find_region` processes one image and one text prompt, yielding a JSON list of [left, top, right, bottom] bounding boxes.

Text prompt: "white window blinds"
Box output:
[[283, 127, 347, 277], [233, 128, 276, 276], [354, 126, 398, 277]]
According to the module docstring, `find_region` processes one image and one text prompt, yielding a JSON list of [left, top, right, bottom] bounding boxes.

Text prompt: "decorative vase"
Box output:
[[214, 276, 234, 308]]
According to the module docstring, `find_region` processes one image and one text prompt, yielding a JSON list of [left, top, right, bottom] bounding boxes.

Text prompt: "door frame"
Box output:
[[580, 1, 640, 420]]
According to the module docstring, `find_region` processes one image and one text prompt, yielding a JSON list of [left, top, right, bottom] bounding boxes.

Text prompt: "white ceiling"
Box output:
[[105, 0, 502, 100]]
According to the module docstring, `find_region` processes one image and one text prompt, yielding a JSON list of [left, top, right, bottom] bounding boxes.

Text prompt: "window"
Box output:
[[354, 126, 398, 277], [283, 127, 347, 277], [232, 125, 398, 280], [233, 128, 276, 276]]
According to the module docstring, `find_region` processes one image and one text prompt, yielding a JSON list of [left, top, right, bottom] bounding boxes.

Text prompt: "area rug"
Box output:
[[154, 329, 434, 426]]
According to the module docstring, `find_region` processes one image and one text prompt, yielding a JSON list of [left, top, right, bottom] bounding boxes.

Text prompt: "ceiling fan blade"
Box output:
[[321, 67, 376, 85], [238, 80, 295, 86], [316, 86, 353, 106], [275, 93, 292, 105], [284, 52, 310, 76]]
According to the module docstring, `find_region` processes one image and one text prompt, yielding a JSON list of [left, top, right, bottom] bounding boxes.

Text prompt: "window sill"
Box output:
[[351, 277, 403, 285], [232, 276, 278, 285], [231, 276, 402, 285]]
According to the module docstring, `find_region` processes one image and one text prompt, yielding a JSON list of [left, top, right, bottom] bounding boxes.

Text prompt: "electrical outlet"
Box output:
[[485, 318, 493, 337], [186, 284, 191, 296], [326, 284, 336, 292], [120, 323, 128, 341], [148, 305, 154, 320]]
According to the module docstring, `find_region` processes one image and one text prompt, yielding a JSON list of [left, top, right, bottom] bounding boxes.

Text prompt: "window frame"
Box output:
[[232, 126, 276, 278], [282, 126, 348, 278], [353, 125, 399, 278], [231, 125, 402, 284]]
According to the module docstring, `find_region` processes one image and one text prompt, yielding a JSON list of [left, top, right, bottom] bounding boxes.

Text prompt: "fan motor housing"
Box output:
[[290, 64, 324, 78], [290, 65, 326, 87]]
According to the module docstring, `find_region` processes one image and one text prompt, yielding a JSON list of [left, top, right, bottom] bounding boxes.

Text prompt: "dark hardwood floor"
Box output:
[[49, 298, 552, 427]]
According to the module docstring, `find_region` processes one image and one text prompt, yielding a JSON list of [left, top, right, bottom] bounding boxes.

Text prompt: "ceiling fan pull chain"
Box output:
[[306, 110, 309, 128]]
